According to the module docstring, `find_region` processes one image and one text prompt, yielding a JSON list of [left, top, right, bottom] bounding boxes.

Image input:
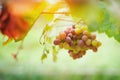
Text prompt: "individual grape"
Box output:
[[78, 40, 84, 47], [64, 29, 69, 35], [70, 28, 75, 35], [75, 24, 80, 28], [72, 25, 75, 29], [65, 37, 72, 43], [90, 33, 96, 40], [83, 30, 89, 36], [68, 50, 73, 53], [67, 33, 73, 38], [82, 35, 88, 41], [56, 35, 60, 39], [68, 50, 74, 57], [76, 53, 82, 58], [75, 46, 81, 52], [72, 35, 77, 40], [67, 27, 71, 31], [69, 41, 74, 46], [59, 32, 66, 40], [73, 50, 79, 54], [97, 41, 102, 47], [86, 39, 92, 46], [53, 39, 61, 45], [75, 28, 82, 35], [81, 25, 88, 31], [59, 43, 63, 48], [92, 47, 98, 52], [92, 40, 98, 47], [63, 42, 70, 49], [81, 51, 86, 55]]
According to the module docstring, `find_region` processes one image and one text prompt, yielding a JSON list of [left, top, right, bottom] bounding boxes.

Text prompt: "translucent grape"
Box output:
[[83, 30, 88, 35], [53, 39, 61, 45], [65, 37, 72, 43], [72, 35, 77, 40], [90, 33, 96, 40], [70, 29, 75, 35], [82, 35, 88, 41], [92, 47, 98, 52], [64, 29, 69, 35], [78, 40, 84, 47], [59, 32, 66, 40], [97, 41, 102, 47], [63, 42, 70, 49], [81, 25, 88, 31], [67, 33, 73, 38], [69, 41, 74, 46], [75, 28, 82, 35], [92, 40, 98, 47], [59, 43, 63, 48], [86, 39, 92, 46]]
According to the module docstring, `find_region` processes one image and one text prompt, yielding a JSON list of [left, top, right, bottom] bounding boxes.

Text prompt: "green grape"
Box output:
[[59, 43, 63, 48], [73, 50, 79, 54], [92, 40, 98, 47], [97, 41, 102, 47], [75, 28, 82, 35], [63, 42, 70, 49], [75, 24, 80, 28], [81, 25, 88, 31]]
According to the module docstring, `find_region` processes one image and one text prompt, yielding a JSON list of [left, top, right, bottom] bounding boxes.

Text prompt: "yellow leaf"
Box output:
[[41, 53, 47, 63]]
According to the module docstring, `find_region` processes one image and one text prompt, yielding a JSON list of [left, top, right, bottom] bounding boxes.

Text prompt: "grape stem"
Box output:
[[54, 18, 73, 22], [41, 12, 70, 14]]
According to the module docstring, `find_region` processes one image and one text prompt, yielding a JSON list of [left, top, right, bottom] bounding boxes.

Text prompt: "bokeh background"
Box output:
[[0, 15, 120, 80]]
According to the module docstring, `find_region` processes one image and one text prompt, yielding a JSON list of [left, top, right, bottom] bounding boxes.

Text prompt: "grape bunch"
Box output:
[[53, 24, 102, 60]]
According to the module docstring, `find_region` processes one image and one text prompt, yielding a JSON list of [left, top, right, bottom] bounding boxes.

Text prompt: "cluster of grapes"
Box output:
[[53, 24, 101, 59]]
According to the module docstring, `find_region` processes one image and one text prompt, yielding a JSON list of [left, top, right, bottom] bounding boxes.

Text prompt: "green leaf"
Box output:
[[66, 1, 120, 43], [41, 53, 47, 63], [89, 2, 120, 42]]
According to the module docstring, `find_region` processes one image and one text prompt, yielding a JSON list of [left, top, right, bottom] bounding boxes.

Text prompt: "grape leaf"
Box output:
[[0, 1, 48, 44], [89, 2, 120, 42], [66, 0, 120, 43], [41, 53, 47, 63]]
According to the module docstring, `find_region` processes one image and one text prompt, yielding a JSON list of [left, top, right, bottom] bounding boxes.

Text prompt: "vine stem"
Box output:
[[41, 12, 70, 14]]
